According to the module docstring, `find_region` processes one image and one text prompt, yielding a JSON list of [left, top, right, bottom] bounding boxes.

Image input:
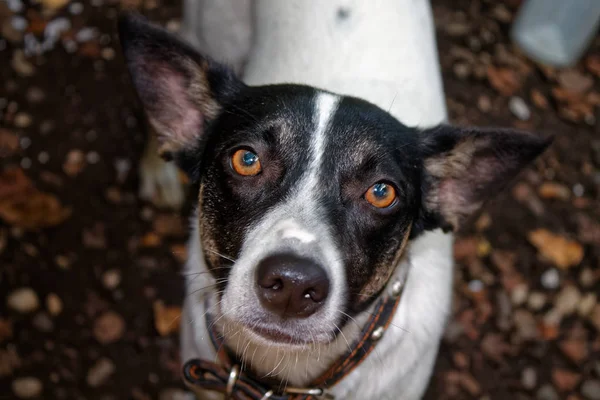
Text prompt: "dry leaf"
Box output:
[[527, 229, 584, 269], [0, 168, 71, 230], [153, 301, 181, 336], [140, 232, 161, 247], [487, 66, 522, 96]]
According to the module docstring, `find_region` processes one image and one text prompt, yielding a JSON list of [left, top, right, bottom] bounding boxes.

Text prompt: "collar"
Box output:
[[182, 240, 412, 400]]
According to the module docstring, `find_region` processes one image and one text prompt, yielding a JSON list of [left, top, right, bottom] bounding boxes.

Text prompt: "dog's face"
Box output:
[[119, 15, 550, 349]]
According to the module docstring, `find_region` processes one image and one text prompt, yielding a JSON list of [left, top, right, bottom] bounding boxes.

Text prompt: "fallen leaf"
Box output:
[[0, 168, 71, 230], [487, 66, 522, 96], [153, 301, 181, 336], [0, 129, 19, 157], [530, 89, 549, 110], [527, 229, 583, 269], [538, 182, 570, 200]]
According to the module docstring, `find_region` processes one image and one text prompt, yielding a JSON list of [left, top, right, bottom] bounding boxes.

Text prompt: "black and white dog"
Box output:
[[119, 6, 550, 399]]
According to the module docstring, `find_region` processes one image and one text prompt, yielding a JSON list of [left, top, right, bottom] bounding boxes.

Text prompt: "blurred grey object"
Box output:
[[511, 0, 600, 67]]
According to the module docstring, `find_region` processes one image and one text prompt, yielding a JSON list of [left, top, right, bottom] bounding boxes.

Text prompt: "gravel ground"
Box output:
[[1, 1, 599, 399]]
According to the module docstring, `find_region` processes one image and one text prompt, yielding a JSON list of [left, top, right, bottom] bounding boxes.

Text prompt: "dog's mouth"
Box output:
[[246, 325, 310, 345]]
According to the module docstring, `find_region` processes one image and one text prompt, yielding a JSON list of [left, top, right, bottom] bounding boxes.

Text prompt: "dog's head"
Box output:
[[119, 15, 550, 350]]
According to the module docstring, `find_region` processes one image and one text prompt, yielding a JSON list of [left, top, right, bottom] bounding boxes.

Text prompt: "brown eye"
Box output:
[[365, 182, 397, 208], [231, 149, 262, 176]]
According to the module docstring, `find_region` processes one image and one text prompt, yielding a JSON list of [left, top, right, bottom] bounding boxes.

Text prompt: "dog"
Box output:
[[118, 3, 551, 398]]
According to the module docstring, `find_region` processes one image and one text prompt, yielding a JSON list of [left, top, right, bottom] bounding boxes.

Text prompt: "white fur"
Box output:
[[180, 0, 451, 399]]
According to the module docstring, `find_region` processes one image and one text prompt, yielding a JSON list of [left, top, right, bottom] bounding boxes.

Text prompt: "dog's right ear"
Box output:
[[118, 13, 243, 158]]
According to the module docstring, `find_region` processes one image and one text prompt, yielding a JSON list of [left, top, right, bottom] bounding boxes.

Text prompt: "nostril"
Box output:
[[304, 287, 326, 303], [268, 279, 283, 291]]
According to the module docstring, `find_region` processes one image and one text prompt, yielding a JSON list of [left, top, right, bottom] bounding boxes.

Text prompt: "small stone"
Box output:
[[101, 47, 115, 60], [453, 62, 471, 79], [114, 158, 131, 183], [46, 293, 62, 316], [93, 311, 125, 344], [12, 377, 43, 398], [11, 50, 34, 77], [580, 268, 596, 288], [69, 2, 84, 15], [509, 96, 531, 121], [453, 352, 469, 369], [578, 293, 597, 317], [541, 269, 560, 290], [537, 384, 560, 400], [573, 183, 585, 198], [41, 0, 69, 11], [86, 358, 115, 387], [477, 95, 492, 113], [159, 388, 189, 400], [63, 149, 86, 177], [581, 380, 600, 400], [555, 285, 581, 315], [511, 283, 529, 306], [14, 113, 32, 128], [552, 368, 580, 392], [38, 152, 49, 164], [557, 69, 594, 94], [514, 309, 539, 340], [522, 367, 537, 390], [102, 270, 121, 290], [528, 292, 547, 311], [86, 151, 100, 164], [7, 288, 39, 313], [32, 312, 54, 332]]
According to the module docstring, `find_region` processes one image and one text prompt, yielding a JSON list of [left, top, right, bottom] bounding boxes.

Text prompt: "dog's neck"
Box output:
[[185, 213, 412, 387]]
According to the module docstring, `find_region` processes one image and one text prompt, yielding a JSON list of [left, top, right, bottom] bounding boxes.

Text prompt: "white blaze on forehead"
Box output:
[[278, 219, 317, 243], [306, 92, 340, 186]]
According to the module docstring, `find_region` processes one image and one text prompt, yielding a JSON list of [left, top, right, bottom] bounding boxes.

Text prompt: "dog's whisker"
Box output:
[[204, 247, 238, 263]]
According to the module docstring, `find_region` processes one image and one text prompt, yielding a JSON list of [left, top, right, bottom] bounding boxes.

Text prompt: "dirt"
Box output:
[[1, 1, 599, 399]]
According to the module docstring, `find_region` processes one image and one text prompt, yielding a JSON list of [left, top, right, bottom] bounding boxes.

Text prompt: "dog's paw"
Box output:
[[139, 154, 186, 209]]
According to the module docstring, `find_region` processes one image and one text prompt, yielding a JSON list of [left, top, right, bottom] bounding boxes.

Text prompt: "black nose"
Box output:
[[256, 254, 330, 318]]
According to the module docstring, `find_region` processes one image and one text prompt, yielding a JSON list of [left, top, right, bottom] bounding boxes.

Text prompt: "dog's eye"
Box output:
[[231, 149, 262, 176], [365, 182, 397, 208]]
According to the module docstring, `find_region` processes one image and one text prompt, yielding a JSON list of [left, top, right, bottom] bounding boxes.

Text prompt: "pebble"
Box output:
[[20, 136, 31, 150], [75, 28, 97, 43], [12, 377, 43, 398], [541, 269, 560, 290], [86, 151, 100, 164], [46, 293, 63, 316], [513, 309, 539, 340], [528, 292, 547, 311], [86, 358, 115, 387], [477, 95, 492, 113], [522, 367, 537, 390], [580, 268, 595, 288], [7, 288, 40, 313], [509, 96, 531, 121], [555, 285, 581, 315], [102, 270, 121, 290], [63, 149, 86, 177], [578, 293, 597, 317], [552, 368, 581, 392], [14, 113, 32, 128], [38, 152, 49, 164], [573, 183, 585, 197], [32, 312, 54, 332], [101, 47, 115, 60], [536, 384, 560, 400], [93, 311, 125, 344], [159, 388, 189, 400], [69, 2, 84, 14], [114, 159, 131, 183], [20, 157, 31, 169], [453, 62, 471, 79], [581, 380, 600, 400], [511, 283, 529, 306]]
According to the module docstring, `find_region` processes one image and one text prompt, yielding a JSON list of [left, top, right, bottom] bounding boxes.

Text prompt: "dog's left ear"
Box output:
[[118, 13, 243, 158], [418, 125, 552, 232]]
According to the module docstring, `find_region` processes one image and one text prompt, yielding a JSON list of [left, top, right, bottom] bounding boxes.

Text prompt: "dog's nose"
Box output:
[[256, 254, 330, 318]]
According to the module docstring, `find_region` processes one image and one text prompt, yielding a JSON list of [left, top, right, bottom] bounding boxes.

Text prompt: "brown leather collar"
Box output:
[[182, 264, 408, 400]]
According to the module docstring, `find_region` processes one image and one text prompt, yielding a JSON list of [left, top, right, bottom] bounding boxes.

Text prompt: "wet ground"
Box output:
[[1, 1, 599, 399]]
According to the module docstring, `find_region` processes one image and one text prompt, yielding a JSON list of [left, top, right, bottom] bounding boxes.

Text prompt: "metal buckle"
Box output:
[[225, 365, 240, 399], [284, 387, 334, 399]]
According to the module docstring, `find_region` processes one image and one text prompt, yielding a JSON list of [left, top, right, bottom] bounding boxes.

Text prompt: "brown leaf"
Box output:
[[0, 129, 19, 157], [552, 368, 581, 392], [487, 66, 522, 96], [0, 168, 71, 230], [140, 232, 161, 248], [530, 89, 549, 110], [527, 229, 584, 269], [153, 301, 181, 336]]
